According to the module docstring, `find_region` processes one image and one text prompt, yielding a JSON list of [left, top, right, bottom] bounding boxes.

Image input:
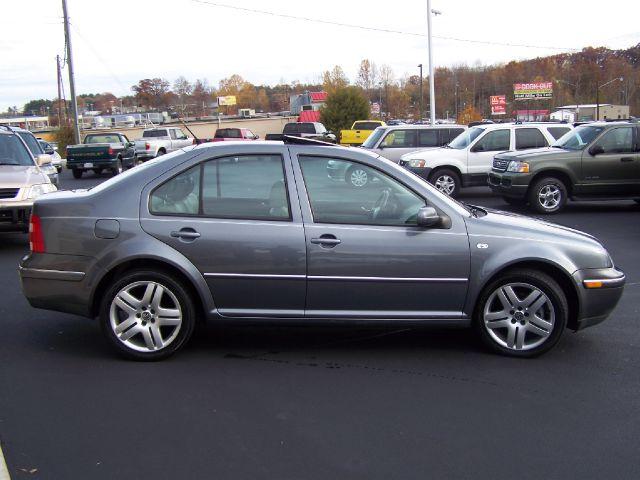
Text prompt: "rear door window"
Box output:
[[418, 129, 439, 147], [515, 128, 548, 150], [444, 128, 465, 144]]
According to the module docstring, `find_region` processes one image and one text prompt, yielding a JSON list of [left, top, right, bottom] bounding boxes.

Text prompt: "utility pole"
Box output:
[[418, 64, 423, 121], [426, 0, 438, 125], [62, 0, 80, 144], [56, 55, 63, 127]]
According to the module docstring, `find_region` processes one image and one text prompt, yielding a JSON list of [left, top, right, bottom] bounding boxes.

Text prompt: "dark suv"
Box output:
[[489, 121, 640, 213]]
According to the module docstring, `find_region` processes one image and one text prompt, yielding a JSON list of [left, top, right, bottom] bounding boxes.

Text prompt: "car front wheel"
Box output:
[[474, 269, 567, 357], [429, 169, 460, 197], [528, 177, 568, 214], [100, 269, 196, 361]]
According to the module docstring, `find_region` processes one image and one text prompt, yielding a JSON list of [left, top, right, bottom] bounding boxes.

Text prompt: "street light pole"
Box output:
[[596, 77, 623, 121], [62, 0, 80, 144], [418, 64, 423, 121], [426, 0, 436, 124]]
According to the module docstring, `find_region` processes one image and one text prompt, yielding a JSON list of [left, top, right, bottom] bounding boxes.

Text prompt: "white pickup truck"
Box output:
[[134, 127, 193, 161]]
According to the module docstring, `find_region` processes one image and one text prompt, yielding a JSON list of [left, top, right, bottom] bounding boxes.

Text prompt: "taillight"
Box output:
[[108, 147, 114, 155], [145, 142, 150, 150], [29, 214, 45, 253]]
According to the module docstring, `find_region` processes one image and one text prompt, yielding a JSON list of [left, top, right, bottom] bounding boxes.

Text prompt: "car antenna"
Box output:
[[175, 114, 200, 144]]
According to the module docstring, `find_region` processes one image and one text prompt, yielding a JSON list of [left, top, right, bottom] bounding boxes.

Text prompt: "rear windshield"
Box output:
[[17, 131, 43, 155], [0, 135, 35, 166], [85, 134, 122, 144], [353, 121, 381, 130], [283, 123, 315, 134], [362, 127, 386, 148], [142, 130, 169, 138], [215, 128, 241, 138]]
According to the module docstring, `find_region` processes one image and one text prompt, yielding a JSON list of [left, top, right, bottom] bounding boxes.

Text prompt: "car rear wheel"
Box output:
[[474, 269, 567, 357], [346, 165, 369, 188], [100, 269, 196, 361], [528, 177, 567, 214], [111, 159, 123, 176], [429, 169, 460, 197], [72, 169, 82, 179]]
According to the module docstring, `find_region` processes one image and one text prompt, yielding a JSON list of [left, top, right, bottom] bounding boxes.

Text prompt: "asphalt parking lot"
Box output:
[[1, 169, 639, 479]]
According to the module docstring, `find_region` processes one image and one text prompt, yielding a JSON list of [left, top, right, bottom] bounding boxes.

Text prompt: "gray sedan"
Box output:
[[19, 138, 625, 360]]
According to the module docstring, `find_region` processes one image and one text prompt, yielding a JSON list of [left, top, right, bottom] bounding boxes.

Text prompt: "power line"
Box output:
[[190, 0, 580, 52]]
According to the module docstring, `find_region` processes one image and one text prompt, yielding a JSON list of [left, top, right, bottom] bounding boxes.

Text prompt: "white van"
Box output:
[[399, 122, 573, 196]]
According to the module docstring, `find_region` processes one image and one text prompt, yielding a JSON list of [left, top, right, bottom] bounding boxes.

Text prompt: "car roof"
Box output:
[[477, 122, 572, 131], [380, 124, 467, 130]]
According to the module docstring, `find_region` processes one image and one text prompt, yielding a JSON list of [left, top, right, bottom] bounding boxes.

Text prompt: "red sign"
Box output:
[[490, 95, 506, 115]]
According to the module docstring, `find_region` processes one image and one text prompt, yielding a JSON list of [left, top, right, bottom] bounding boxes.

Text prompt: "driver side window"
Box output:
[[299, 156, 426, 226], [594, 127, 634, 154], [473, 129, 510, 152]]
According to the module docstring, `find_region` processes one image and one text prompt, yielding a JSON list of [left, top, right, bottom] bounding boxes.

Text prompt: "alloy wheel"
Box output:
[[109, 281, 183, 353], [482, 282, 555, 351], [538, 184, 561, 210], [435, 175, 456, 195], [350, 169, 368, 187]]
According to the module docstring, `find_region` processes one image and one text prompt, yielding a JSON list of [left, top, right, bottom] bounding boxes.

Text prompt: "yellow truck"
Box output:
[[339, 120, 386, 146]]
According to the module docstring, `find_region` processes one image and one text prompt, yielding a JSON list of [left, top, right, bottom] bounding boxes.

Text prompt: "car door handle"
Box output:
[[620, 157, 634, 162], [170, 228, 201, 240], [310, 235, 341, 247]]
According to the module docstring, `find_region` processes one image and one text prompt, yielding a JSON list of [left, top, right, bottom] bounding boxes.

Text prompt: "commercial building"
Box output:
[[550, 104, 630, 122]]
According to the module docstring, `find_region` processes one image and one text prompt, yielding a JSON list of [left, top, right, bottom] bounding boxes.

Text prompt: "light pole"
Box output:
[[426, 1, 441, 125], [596, 77, 623, 120], [62, 0, 80, 144], [418, 64, 423, 121]]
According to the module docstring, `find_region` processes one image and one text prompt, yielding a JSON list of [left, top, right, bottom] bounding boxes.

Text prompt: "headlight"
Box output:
[[26, 183, 57, 199], [507, 160, 530, 173], [408, 159, 426, 168]]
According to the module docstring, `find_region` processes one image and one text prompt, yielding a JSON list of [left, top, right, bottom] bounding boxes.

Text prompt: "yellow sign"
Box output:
[[217, 95, 237, 106]]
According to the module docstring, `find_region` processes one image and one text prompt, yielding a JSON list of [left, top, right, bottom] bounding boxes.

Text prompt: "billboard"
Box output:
[[490, 95, 506, 115], [370, 102, 380, 115], [217, 95, 237, 106], [514, 82, 553, 99]]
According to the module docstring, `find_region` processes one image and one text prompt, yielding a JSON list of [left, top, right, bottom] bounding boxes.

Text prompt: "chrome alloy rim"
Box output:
[[483, 282, 555, 351], [538, 184, 561, 210], [435, 175, 456, 195], [350, 169, 368, 187], [109, 281, 182, 352]]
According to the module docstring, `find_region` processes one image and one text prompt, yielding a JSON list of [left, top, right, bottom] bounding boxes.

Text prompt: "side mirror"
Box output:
[[589, 144, 604, 156], [36, 154, 52, 166], [416, 206, 440, 228]]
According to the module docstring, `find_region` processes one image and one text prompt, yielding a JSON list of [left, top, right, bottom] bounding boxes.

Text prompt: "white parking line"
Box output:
[[0, 443, 10, 480]]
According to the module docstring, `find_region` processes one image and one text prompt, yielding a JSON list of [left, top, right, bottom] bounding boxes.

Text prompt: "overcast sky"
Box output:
[[2, 0, 639, 111]]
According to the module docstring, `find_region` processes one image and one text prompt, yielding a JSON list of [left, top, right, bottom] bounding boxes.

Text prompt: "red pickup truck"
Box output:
[[212, 128, 259, 142]]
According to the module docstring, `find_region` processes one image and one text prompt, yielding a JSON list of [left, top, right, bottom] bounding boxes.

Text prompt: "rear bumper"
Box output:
[[572, 267, 626, 330], [488, 172, 529, 198], [67, 159, 118, 170]]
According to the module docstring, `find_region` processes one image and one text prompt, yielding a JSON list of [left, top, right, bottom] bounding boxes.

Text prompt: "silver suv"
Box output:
[[19, 139, 624, 360]]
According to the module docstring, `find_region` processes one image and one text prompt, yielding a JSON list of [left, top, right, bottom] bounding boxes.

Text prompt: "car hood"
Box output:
[[0, 165, 48, 188], [495, 147, 571, 161], [400, 146, 459, 161]]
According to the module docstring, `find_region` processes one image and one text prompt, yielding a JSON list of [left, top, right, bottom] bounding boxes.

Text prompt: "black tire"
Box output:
[[132, 155, 141, 167], [528, 176, 568, 214], [156, 149, 166, 157], [71, 169, 82, 179], [111, 158, 123, 176], [346, 165, 370, 188], [474, 269, 568, 358], [502, 196, 526, 206], [99, 269, 196, 361], [429, 168, 461, 197]]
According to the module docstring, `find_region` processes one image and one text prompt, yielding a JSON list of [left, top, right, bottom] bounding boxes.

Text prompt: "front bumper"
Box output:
[[398, 160, 432, 180], [572, 267, 626, 330], [488, 171, 529, 198], [0, 202, 33, 231]]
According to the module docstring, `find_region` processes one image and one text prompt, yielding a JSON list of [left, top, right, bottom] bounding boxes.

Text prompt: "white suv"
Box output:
[[399, 122, 573, 196]]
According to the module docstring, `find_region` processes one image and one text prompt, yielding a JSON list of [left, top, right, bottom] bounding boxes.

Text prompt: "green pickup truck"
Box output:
[[66, 133, 137, 179]]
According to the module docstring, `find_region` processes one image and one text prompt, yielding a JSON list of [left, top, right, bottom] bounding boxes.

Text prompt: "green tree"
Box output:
[[320, 86, 370, 135]]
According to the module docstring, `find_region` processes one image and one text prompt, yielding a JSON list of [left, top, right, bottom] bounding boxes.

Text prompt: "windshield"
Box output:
[[0, 135, 36, 166], [85, 134, 122, 144], [215, 128, 241, 138], [362, 127, 386, 148], [448, 127, 484, 149], [552, 125, 605, 150], [17, 131, 43, 156], [142, 130, 169, 138]]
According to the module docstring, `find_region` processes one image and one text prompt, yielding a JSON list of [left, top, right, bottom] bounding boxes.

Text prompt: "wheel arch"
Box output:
[[430, 164, 463, 181], [527, 169, 575, 196], [473, 259, 580, 331], [90, 256, 210, 322]]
